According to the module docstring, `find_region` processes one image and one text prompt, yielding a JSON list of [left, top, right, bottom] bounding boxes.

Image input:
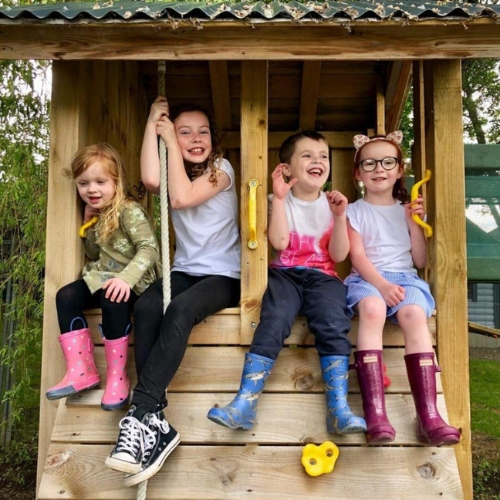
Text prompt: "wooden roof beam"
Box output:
[[209, 61, 232, 131], [299, 61, 321, 130], [385, 61, 413, 132], [2, 22, 500, 60]]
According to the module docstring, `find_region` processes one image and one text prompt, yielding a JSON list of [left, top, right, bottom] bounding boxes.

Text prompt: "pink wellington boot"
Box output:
[[101, 324, 131, 411], [405, 352, 461, 446], [46, 318, 100, 400]]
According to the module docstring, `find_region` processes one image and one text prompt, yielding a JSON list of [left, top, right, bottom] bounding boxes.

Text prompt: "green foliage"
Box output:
[[0, 60, 51, 425], [473, 459, 500, 500], [462, 59, 500, 144], [469, 358, 500, 438]]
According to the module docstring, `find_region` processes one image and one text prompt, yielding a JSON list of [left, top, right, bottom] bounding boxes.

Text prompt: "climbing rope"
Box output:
[[136, 59, 172, 500]]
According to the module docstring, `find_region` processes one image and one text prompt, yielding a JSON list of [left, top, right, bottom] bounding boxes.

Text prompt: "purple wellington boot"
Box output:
[[352, 350, 396, 443], [405, 352, 461, 446]]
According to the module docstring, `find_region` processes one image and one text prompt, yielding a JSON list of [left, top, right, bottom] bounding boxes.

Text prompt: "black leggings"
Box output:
[[56, 279, 137, 340], [132, 272, 240, 411]]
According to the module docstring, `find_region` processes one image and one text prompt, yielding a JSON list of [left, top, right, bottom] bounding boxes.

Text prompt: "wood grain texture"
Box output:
[[38, 444, 462, 500], [85, 346, 440, 394], [240, 61, 269, 344], [424, 60, 471, 500], [3, 22, 500, 61], [57, 392, 449, 447]]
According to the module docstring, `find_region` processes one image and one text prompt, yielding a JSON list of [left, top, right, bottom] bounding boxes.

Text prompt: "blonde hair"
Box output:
[[70, 143, 133, 245]]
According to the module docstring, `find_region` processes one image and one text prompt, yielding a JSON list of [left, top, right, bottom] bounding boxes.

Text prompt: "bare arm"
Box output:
[[405, 196, 428, 269], [348, 220, 405, 307], [141, 96, 230, 208], [326, 190, 350, 262]]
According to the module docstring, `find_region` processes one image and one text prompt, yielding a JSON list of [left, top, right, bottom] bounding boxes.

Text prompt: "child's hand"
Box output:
[[272, 164, 297, 200], [147, 95, 170, 125], [102, 278, 131, 303], [405, 195, 426, 226], [156, 115, 177, 146], [83, 205, 100, 224], [326, 190, 348, 217], [378, 281, 405, 307]]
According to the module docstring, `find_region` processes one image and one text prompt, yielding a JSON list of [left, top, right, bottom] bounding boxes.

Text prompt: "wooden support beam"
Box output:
[[240, 61, 268, 344], [37, 61, 86, 495], [424, 60, 471, 500], [223, 131, 360, 150], [209, 61, 232, 130], [3, 22, 500, 61], [376, 78, 385, 135], [299, 61, 322, 130], [385, 61, 412, 132]]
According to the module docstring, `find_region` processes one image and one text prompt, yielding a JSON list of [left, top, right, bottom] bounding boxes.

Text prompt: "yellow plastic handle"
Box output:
[[301, 441, 340, 477], [410, 170, 433, 238], [248, 179, 258, 250], [79, 216, 99, 238]]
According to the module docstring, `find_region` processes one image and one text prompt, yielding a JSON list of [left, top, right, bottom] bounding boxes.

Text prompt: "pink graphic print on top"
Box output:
[[270, 223, 337, 276]]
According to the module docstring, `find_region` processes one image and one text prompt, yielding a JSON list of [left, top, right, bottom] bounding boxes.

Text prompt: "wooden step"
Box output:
[[85, 309, 436, 347], [38, 443, 462, 500], [55, 392, 448, 447], [89, 346, 442, 394]]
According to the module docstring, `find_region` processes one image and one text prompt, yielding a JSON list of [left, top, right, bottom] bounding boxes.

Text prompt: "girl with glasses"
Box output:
[[345, 132, 460, 447]]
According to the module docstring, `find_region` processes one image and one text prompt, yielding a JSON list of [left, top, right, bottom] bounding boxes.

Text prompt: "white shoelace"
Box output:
[[116, 416, 156, 457], [147, 413, 171, 435]]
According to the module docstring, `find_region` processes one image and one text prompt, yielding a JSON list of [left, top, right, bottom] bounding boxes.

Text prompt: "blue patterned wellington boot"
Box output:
[[207, 352, 275, 430], [321, 355, 367, 434]]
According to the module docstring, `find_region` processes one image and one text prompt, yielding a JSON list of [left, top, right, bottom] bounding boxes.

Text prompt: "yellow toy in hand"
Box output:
[[301, 441, 339, 477], [79, 216, 99, 238]]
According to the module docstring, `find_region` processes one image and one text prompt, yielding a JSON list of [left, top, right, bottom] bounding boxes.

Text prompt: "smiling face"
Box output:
[[283, 137, 330, 196], [76, 161, 116, 210], [355, 140, 403, 200], [174, 110, 212, 164]]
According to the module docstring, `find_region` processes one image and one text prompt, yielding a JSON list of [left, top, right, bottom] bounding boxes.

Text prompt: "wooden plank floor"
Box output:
[[39, 311, 462, 500]]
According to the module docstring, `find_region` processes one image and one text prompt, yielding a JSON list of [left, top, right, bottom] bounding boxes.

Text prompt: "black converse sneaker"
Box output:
[[123, 411, 180, 487], [105, 405, 155, 474]]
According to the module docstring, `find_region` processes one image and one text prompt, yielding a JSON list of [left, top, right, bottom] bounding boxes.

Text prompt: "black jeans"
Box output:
[[250, 268, 351, 360], [132, 271, 240, 411], [56, 279, 137, 340]]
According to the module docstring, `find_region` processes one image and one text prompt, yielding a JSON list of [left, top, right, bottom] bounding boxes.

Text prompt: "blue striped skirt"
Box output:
[[344, 271, 435, 324]]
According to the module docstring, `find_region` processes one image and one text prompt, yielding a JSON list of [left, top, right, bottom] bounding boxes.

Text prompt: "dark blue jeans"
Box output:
[[250, 268, 351, 359]]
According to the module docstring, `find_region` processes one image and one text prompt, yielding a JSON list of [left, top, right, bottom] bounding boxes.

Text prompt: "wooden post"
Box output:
[[37, 61, 147, 495], [376, 78, 385, 136], [240, 61, 268, 344], [331, 147, 356, 280], [299, 61, 322, 130], [424, 60, 472, 499], [37, 61, 86, 494]]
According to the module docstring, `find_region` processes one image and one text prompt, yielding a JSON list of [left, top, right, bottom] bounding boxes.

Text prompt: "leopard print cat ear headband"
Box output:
[[353, 131, 403, 161]]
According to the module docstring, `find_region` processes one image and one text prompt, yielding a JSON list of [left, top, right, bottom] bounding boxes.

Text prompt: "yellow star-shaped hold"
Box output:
[[301, 441, 339, 477]]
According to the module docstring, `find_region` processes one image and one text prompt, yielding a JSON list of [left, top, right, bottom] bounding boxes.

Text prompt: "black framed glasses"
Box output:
[[358, 157, 400, 172]]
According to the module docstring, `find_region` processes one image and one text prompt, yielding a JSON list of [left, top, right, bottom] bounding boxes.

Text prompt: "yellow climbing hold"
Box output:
[[301, 441, 339, 477]]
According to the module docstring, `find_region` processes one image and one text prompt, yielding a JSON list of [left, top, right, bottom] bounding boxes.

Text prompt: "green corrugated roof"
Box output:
[[0, 1, 498, 22]]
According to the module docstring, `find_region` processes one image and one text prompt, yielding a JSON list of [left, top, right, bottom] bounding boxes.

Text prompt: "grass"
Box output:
[[470, 357, 500, 499]]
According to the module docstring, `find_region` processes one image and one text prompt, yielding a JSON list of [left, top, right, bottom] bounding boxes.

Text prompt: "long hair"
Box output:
[[70, 143, 133, 245], [353, 136, 408, 203], [169, 103, 223, 186]]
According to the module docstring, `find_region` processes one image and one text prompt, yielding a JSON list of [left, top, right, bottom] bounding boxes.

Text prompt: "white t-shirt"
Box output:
[[170, 158, 241, 279], [268, 191, 338, 277], [346, 198, 416, 276]]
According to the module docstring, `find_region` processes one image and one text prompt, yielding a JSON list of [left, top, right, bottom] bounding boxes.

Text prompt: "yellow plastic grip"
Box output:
[[248, 179, 258, 250], [410, 170, 433, 238], [301, 441, 340, 477], [79, 216, 99, 238]]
